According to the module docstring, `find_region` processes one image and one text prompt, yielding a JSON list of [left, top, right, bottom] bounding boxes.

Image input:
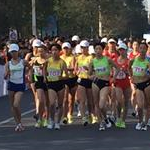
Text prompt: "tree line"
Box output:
[[0, 0, 149, 38]]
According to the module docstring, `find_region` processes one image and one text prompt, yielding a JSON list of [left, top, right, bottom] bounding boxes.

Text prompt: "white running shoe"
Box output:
[[77, 111, 81, 117], [54, 123, 60, 130], [141, 123, 147, 131], [135, 122, 142, 130], [47, 121, 54, 129], [105, 119, 112, 128], [99, 122, 105, 131]]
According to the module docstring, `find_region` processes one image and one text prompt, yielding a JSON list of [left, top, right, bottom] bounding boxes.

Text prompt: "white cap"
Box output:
[[72, 35, 80, 41], [62, 42, 71, 49], [89, 45, 95, 54], [146, 38, 150, 44], [118, 39, 123, 45], [9, 44, 19, 52], [75, 44, 82, 54], [118, 43, 127, 50], [32, 39, 42, 47], [101, 37, 108, 43], [108, 38, 117, 44], [80, 40, 89, 47]]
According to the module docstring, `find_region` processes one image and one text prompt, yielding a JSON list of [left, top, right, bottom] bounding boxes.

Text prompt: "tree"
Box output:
[[0, 0, 148, 38], [53, 0, 149, 38]]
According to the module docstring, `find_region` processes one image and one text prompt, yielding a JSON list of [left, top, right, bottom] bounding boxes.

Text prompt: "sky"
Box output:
[[148, 0, 150, 13], [145, 0, 150, 13]]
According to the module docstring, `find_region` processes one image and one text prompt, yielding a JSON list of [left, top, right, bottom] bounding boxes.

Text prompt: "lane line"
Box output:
[[0, 109, 35, 125]]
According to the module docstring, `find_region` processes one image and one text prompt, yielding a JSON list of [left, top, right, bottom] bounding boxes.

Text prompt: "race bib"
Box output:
[[11, 69, 23, 80], [48, 70, 61, 77], [133, 67, 144, 73], [95, 67, 107, 73], [116, 70, 126, 79], [33, 66, 43, 76]]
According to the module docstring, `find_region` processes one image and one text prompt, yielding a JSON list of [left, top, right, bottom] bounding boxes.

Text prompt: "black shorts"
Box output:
[[134, 79, 150, 91], [77, 78, 92, 89], [47, 80, 65, 92], [8, 81, 26, 92], [35, 82, 47, 91], [64, 76, 78, 89], [93, 78, 110, 90]]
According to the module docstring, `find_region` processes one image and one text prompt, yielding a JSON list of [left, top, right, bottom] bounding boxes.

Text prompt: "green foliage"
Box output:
[[54, 0, 149, 38], [0, 0, 149, 38]]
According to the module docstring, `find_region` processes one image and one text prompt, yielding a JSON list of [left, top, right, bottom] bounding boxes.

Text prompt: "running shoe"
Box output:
[[33, 114, 39, 122], [82, 117, 88, 126], [77, 110, 81, 117], [62, 117, 68, 124], [141, 123, 147, 131], [54, 123, 60, 130], [15, 123, 24, 132], [47, 120, 54, 129], [135, 122, 142, 130], [42, 119, 48, 127], [67, 114, 73, 124], [35, 119, 42, 128], [18, 123, 25, 131], [108, 115, 116, 125], [89, 114, 98, 124], [15, 125, 20, 132], [115, 118, 122, 128], [99, 122, 105, 131], [119, 120, 126, 128], [92, 116, 98, 124], [105, 118, 112, 128]]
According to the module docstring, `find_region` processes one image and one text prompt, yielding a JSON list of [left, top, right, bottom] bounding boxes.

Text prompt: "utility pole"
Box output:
[[98, 5, 102, 37], [32, 0, 37, 36]]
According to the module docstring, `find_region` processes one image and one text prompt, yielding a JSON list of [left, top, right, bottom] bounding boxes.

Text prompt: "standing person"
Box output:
[[103, 38, 119, 123], [75, 40, 95, 126], [0, 44, 5, 97], [44, 43, 68, 130], [25, 39, 42, 121], [128, 41, 140, 117], [4, 44, 28, 132], [129, 45, 150, 131], [127, 40, 133, 57], [128, 41, 140, 60], [61, 42, 77, 124], [89, 43, 119, 131], [71, 35, 80, 55], [29, 46, 49, 128], [114, 43, 131, 128]]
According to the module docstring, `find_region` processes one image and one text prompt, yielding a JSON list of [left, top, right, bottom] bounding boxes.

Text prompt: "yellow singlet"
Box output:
[[47, 57, 64, 82]]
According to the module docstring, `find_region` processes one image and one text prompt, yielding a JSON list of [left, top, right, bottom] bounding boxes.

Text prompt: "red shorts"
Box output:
[[115, 78, 130, 90]]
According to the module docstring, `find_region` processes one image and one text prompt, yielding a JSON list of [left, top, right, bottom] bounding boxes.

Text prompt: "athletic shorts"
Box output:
[[47, 80, 65, 92], [134, 79, 150, 91], [93, 78, 110, 90], [77, 78, 92, 89], [35, 82, 47, 91], [64, 76, 77, 89], [114, 78, 130, 90], [8, 81, 26, 92]]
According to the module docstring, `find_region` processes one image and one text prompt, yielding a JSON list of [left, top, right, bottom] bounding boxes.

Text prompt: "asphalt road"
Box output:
[[0, 90, 150, 150]]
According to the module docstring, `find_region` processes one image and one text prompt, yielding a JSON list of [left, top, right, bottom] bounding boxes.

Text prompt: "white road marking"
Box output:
[[0, 109, 35, 125]]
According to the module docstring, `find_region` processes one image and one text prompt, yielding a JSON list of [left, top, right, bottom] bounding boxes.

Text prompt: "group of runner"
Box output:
[[3, 35, 150, 132]]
